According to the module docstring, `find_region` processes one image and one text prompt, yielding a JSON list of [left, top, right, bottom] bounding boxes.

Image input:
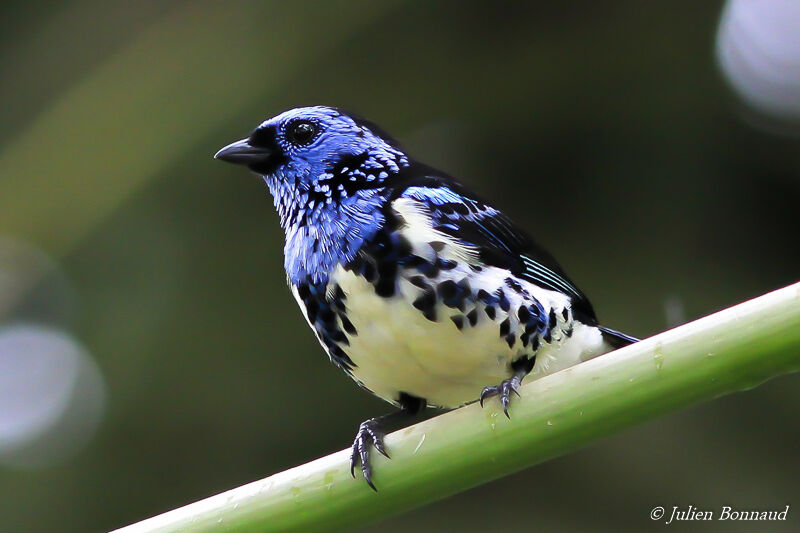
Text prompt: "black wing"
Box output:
[[387, 163, 598, 324]]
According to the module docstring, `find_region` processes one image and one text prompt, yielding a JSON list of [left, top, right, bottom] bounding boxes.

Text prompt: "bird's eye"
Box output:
[[286, 120, 318, 146]]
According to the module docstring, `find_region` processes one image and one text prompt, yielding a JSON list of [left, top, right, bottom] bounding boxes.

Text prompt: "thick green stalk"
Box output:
[[114, 282, 800, 533]]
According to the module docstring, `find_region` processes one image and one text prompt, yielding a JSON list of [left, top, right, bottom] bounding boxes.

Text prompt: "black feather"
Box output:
[[598, 326, 639, 349]]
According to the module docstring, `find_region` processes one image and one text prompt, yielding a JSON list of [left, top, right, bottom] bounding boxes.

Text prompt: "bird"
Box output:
[[215, 106, 638, 490]]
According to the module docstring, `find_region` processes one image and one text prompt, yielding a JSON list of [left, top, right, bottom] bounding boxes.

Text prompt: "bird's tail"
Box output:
[[597, 326, 639, 349]]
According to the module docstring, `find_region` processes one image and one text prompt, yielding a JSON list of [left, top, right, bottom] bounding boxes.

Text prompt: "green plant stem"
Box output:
[[114, 282, 800, 533]]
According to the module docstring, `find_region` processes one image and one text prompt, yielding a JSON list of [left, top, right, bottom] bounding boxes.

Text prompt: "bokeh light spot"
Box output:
[[717, 0, 800, 121], [0, 324, 105, 469]]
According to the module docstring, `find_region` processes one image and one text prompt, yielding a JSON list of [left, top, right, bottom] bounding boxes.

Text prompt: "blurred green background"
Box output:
[[1, 1, 799, 532]]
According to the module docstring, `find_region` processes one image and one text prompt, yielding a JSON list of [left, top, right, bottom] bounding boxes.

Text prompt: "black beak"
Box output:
[[214, 138, 272, 166]]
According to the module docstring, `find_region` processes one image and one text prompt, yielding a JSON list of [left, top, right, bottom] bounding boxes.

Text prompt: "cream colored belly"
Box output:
[[335, 270, 509, 407], [323, 266, 609, 408]]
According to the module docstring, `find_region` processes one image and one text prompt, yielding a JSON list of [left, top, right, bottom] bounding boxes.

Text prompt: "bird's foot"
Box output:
[[350, 418, 390, 491], [480, 374, 523, 418]]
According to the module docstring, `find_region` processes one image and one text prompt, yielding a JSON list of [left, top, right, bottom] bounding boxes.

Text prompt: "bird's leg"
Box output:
[[351, 393, 426, 491], [479, 367, 530, 418]]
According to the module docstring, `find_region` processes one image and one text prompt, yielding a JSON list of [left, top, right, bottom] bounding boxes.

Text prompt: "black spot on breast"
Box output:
[[485, 305, 496, 320], [437, 279, 458, 300], [549, 309, 557, 329], [429, 241, 446, 252], [409, 275, 430, 289], [331, 289, 347, 311], [413, 287, 436, 309], [495, 289, 511, 312], [331, 330, 349, 345], [375, 261, 397, 297], [499, 318, 510, 337], [418, 260, 440, 279], [505, 333, 516, 349], [530, 336, 540, 351], [334, 285, 347, 302], [450, 315, 464, 330], [466, 308, 478, 326], [437, 279, 467, 311], [347, 227, 428, 301], [330, 345, 356, 370], [340, 314, 357, 335], [517, 305, 530, 323]]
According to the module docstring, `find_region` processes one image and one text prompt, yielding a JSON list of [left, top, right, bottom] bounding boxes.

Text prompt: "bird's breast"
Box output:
[[290, 222, 608, 408]]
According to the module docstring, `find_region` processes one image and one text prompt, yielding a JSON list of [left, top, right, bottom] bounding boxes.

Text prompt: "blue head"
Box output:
[[216, 106, 410, 285]]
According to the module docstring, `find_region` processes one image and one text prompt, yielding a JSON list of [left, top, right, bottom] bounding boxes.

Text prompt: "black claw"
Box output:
[[479, 385, 498, 407], [374, 438, 390, 459], [350, 437, 361, 478], [350, 419, 388, 491], [360, 446, 372, 488], [479, 375, 523, 418]]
